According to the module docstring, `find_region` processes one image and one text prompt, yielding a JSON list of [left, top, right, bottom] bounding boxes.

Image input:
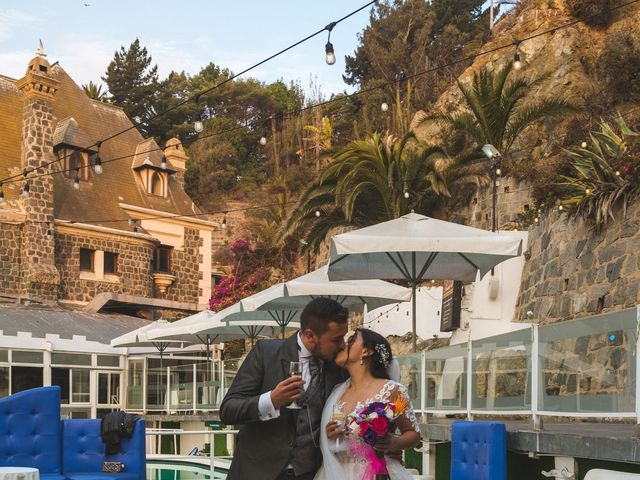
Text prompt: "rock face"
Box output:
[[516, 205, 640, 323]]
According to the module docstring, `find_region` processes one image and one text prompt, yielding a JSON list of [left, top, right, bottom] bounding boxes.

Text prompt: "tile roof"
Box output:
[[53, 116, 97, 151], [0, 62, 199, 232]]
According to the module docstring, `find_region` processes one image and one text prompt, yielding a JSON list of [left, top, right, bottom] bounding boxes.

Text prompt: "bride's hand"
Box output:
[[325, 421, 344, 440]]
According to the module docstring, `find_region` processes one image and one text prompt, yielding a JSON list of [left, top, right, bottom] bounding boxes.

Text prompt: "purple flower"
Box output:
[[362, 427, 378, 446]]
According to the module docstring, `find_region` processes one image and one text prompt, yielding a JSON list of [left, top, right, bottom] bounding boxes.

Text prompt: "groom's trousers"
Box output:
[[276, 468, 315, 480]]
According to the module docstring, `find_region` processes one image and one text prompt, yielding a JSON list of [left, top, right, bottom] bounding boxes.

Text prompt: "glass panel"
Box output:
[[425, 343, 467, 411], [80, 248, 94, 272], [0, 367, 9, 398], [110, 374, 121, 404], [0, 350, 8, 363], [197, 362, 218, 410], [52, 353, 92, 366], [104, 252, 118, 275], [11, 366, 43, 393], [98, 373, 108, 405], [71, 369, 90, 403], [146, 367, 167, 411], [126, 359, 144, 410], [472, 329, 532, 411], [169, 365, 194, 411], [97, 355, 120, 367], [538, 308, 637, 413], [51, 367, 70, 404], [62, 408, 91, 419], [12, 351, 43, 364], [396, 354, 422, 410]]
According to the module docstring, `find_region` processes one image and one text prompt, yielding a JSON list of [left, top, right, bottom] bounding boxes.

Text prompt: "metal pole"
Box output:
[[210, 432, 215, 478], [412, 282, 417, 353], [635, 305, 640, 429], [492, 159, 498, 232], [192, 363, 197, 413], [466, 333, 473, 420], [531, 324, 540, 430]]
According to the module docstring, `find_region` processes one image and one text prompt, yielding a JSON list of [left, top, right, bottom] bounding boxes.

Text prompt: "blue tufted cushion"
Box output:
[[62, 419, 145, 480], [451, 421, 506, 480], [0, 386, 62, 474]]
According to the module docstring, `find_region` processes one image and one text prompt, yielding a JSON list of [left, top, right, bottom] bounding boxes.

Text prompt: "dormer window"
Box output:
[[150, 171, 164, 196], [137, 168, 168, 197], [58, 149, 89, 180]]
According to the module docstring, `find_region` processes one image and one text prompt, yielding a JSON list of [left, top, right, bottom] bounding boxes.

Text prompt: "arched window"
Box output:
[[150, 172, 164, 196]]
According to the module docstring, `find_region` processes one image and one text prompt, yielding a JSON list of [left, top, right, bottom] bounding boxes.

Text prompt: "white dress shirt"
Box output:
[[258, 333, 312, 421]]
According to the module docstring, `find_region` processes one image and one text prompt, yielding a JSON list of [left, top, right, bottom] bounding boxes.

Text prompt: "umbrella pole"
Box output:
[[412, 282, 417, 353]]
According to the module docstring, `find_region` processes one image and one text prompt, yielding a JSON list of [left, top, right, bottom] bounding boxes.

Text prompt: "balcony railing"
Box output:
[[128, 306, 640, 423]]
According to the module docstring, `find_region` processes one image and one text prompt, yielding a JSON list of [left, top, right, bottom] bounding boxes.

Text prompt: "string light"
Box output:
[[403, 181, 410, 199], [161, 156, 168, 170], [496, 167, 502, 176], [513, 40, 522, 70], [559, 205, 564, 211], [615, 170, 621, 176], [324, 22, 337, 65], [0, 184, 3, 205], [581, 141, 588, 148], [46, 224, 52, 240], [534, 217, 539, 223], [259, 137, 267, 146], [381, 102, 389, 112], [315, 209, 321, 217], [93, 141, 103, 174], [20, 170, 29, 199], [222, 212, 228, 229], [73, 168, 80, 190], [585, 188, 591, 194]]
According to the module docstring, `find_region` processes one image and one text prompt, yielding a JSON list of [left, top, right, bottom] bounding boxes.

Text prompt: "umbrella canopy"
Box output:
[[216, 302, 302, 338], [327, 213, 523, 350], [240, 266, 412, 312]]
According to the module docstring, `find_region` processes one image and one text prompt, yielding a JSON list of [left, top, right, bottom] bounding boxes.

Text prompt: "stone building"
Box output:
[[0, 49, 219, 319]]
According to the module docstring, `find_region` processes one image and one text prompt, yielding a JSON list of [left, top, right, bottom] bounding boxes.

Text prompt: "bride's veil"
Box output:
[[318, 380, 350, 479]]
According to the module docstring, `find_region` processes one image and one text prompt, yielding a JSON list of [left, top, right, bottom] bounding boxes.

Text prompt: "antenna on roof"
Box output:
[[36, 39, 46, 57]]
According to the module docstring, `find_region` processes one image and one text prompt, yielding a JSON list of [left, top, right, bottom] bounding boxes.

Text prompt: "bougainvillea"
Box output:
[[209, 239, 270, 312]]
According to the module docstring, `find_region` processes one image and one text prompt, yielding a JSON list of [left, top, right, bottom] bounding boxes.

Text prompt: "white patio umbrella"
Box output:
[[240, 266, 412, 312], [327, 212, 523, 351], [110, 318, 189, 368], [216, 302, 302, 339]]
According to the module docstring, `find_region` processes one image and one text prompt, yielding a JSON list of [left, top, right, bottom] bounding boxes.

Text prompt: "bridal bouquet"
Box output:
[[346, 396, 409, 479]]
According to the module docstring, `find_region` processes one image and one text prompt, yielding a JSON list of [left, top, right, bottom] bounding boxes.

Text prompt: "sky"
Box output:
[[0, 1, 373, 97]]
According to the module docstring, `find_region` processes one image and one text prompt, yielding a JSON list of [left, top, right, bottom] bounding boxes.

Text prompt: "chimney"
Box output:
[[15, 46, 61, 302], [164, 137, 188, 190]]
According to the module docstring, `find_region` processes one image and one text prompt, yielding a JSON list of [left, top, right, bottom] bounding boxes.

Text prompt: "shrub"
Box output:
[[599, 32, 640, 102], [564, 0, 614, 28]]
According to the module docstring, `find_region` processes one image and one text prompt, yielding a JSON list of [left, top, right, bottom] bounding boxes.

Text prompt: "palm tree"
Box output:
[[421, 61, 575, 156], [82, 81, 109, 102], [556, 117, 640, 227], [286, 132, 485, 251]]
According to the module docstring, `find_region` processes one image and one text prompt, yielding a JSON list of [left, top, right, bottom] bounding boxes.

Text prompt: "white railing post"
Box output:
[[220, 361, 226, 406], [466, 335, 473, 420], [420, 351, 426, 422], [193, 364, 197, 413], [635, 305, 640, 431], [531, 324, 541, 430], [210, 431, 215, 478], [166, 366, 171, 414]]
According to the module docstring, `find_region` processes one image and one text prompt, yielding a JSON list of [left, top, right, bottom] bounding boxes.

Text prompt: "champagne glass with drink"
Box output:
[[287, 361, 303, 409], [332, 403, 347, 448]]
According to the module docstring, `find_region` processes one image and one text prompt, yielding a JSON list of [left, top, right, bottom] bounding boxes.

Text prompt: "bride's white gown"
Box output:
[[314, 379, 420, 480]]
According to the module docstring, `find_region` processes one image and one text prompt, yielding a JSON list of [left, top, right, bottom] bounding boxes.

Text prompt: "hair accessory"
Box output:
[[375, 344, 390, 368]]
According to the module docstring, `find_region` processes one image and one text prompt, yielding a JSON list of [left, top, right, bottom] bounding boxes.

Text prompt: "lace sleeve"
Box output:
[[394, 383, 420, 432]]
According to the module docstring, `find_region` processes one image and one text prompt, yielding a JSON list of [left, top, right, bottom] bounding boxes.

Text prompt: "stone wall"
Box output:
[[164, 227, 202, 304], [56, 230, 154, 302], [465, 178, 535, 230], [515, 204, 640, 323], [0, 223, 23, 295]]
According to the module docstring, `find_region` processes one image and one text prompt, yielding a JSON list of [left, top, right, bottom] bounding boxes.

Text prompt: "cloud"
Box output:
[[0, 9, 40, 43]]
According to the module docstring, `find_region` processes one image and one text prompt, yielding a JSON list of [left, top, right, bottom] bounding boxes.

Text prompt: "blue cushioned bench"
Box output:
[[0, 387, 145, 480], [451, 421, 506, 480]]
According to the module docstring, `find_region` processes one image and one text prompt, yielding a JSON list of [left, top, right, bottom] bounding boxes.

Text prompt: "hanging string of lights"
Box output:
[[0, 0, 378, 187], [2, 0, 639, 191]]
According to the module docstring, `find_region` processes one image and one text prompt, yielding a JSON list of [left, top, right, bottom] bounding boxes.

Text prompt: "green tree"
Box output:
[[81, 81, 108, 101], [286, 132, 484, 251], [423, 62, 575, 157], [102, 38, 158, 130]]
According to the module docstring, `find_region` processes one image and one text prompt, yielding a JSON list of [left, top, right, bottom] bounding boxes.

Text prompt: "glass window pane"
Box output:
[[127, 360, 144, 410], [110, 374, 121, 404], [11, 366, 43, 393], [12, 351, 43, 364], [52, 353, 92, 366], [52, 367, 70, 404], [98, 373, 108, 405], [0, 367, 9, 398], [97, 355, 120, 367], [71, 370, 90, 403], [80, 248, 94, 272], [0, 350, 8, 363], [104, 252, 118, 275]]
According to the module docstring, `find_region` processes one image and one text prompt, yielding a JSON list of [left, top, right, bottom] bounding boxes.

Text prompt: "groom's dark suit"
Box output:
[[220, 334, 345, 480]]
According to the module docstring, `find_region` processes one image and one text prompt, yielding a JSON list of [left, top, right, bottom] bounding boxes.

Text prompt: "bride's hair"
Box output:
[[357, 328, 393, 379]]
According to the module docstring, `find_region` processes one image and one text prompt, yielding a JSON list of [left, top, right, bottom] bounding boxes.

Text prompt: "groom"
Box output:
[[220, 298, 349, 480]]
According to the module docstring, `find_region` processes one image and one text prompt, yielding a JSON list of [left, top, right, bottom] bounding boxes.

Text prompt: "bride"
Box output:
[[314, 328, 421, 480]]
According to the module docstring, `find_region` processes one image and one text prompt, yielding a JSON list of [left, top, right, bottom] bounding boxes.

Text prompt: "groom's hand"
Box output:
[[271, 376, 305, 408]]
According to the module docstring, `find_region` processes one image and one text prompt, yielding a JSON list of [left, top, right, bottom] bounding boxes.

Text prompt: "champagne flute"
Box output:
[[287, 361, 303, 409], [332, 404, 347, 448]]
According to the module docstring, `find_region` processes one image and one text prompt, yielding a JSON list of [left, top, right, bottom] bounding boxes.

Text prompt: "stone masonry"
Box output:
[[0, 224, 23, 295], [56, 229, 154, 302], [15, 54, 61, 301], [163, 227, 202, 305]]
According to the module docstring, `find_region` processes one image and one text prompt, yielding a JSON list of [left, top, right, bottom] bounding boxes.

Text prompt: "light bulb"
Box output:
[[381, 102, 389, 112], [496, 168, 502, 176], [581, 141, 588, 148], [559, 205, 564, 211], [513, 52, 522, 70], [259, 137, 267, 146], [0, 187, 3, 204], [585, 188, 591, 194], [325, 42, 336, 65], [615, 170, 621, 176], [94, 156, 103, 174], [46, 229, 52, 240], [21, 182, 29, 198], [161, 157, 167, 170], [74, 179, 80, 190], [534, 217, 539, 223], [404, 191, 410, 199], [315, 210, 321, 217], [194, 120, 204, 133]]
